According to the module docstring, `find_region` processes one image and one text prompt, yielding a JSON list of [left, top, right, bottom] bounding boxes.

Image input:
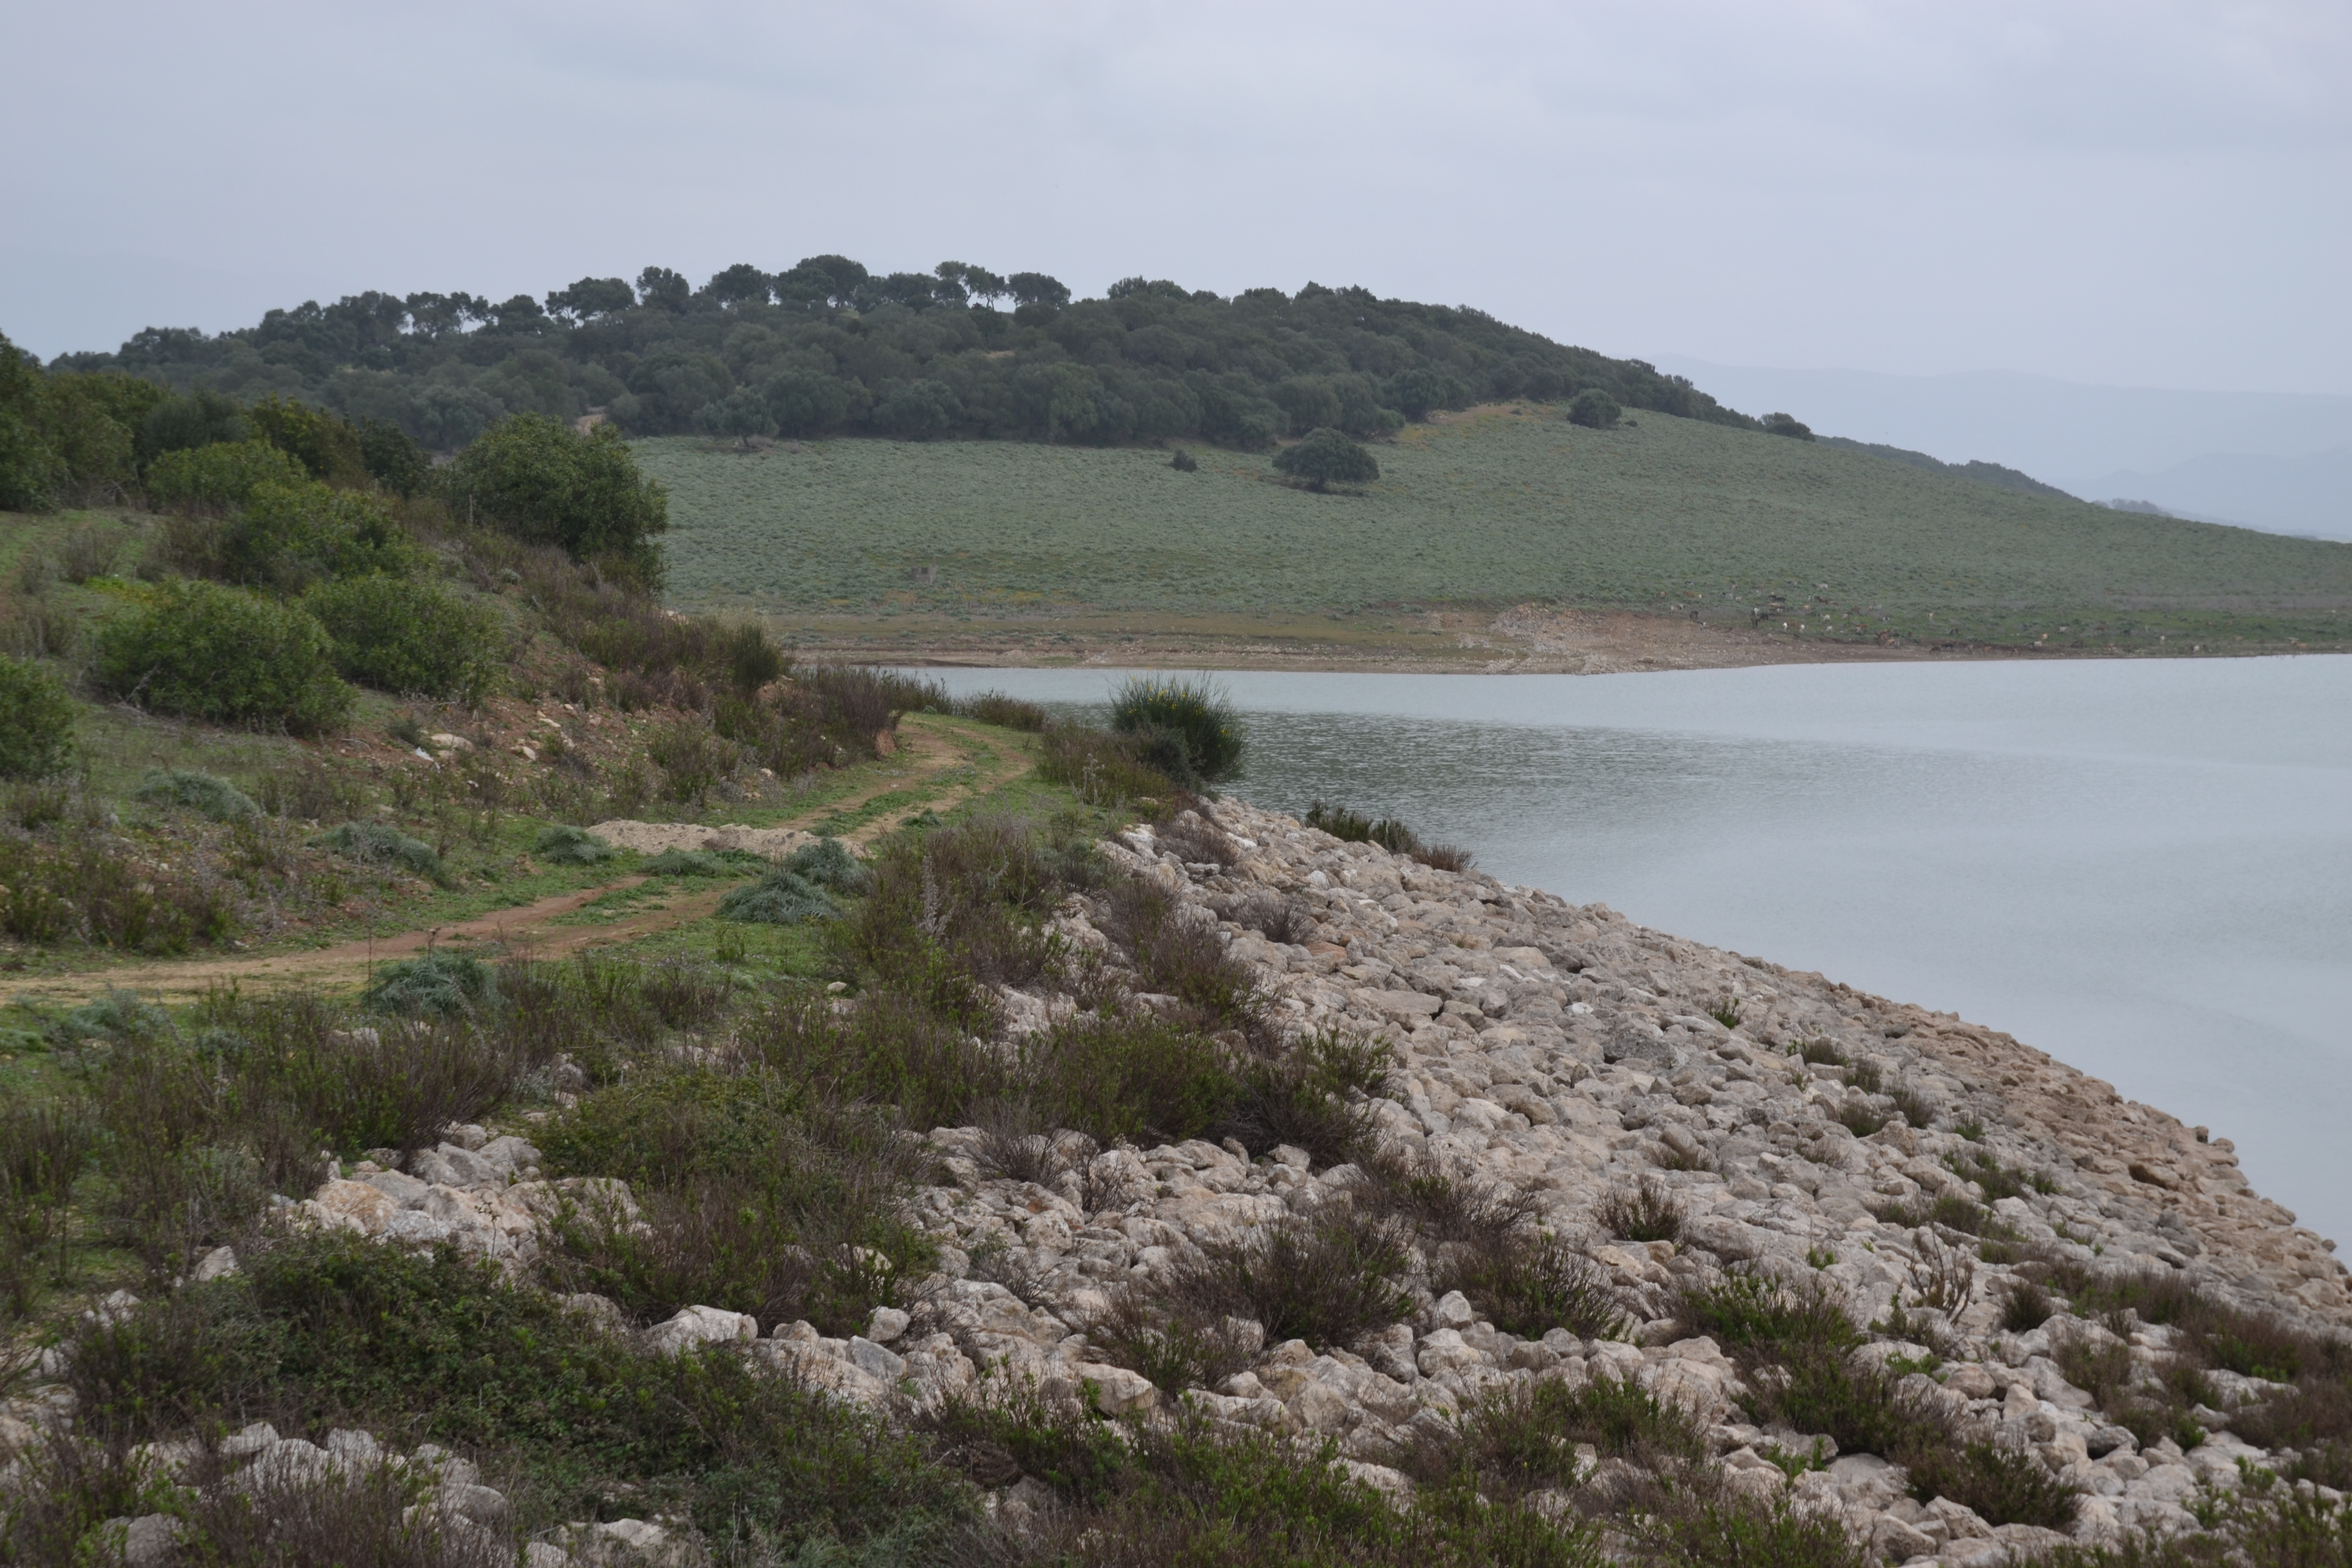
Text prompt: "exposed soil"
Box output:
[[766, 602, 2104, 674]]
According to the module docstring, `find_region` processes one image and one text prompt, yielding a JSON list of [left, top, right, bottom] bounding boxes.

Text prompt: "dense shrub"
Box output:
[[537, 1064, 937, 1332], [1172, 1208, 1416, 1353], [1110, 674, 1245, 785], [531, 824, 613, 864], [0, 332, 163, 509], [437, 412, 669, 584], [133, 767, 258, 820], [953, 689, 1050, 731], [1567, 388, 1621, 429], [1036, 722, 1173, 805], [137, 387, 247, 461], [718, 869, 837, 925], [188, 480, 421, 593], [360, 952, 499, 1016], [141, 438, 306, 511], [303, 571, 501, 700], [1272, 426, 1381, 490], [0, 653, 75, 778], [93, 579, 353, 734]]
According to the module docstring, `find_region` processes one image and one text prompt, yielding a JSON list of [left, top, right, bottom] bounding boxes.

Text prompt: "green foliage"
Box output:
[[1110, 674, 1245, 785], [641, 847, 757, 877], [1272, 426, 1382, 491], [57, 1231, 967, 1555], [537, 1063, 937, 1333], [302, 573, 501, 701], [635, 414, 2352, 652], [361, 952, 500, 1016], [532, 824, 614, 864], [1568, 388, 1621, 428], [244, 391, 370, 485], [718, 869, 838, 925], [1438, 1227, 1627, 1341], [1762, 411, 1817, 440], [0, 830, 237, 951], [187, 478, 420, 591], [437, 412, 670, 584], [1406, 1375, 1706, 1499], [141, 438, 307, 510], [60, 264, 1765, 461], [93, 578, 354, 735], [0, 653, 76, 779], [1036, 722, 1173, 805], [1306, 799, 1422, 853], [133, 767, 258, 821], [781, 835, 870, 891], [138, 387, 248, 459], [0, 331, 162, 508], [317, 821, 445, 880], [1598, 1177, 1686, 1243]]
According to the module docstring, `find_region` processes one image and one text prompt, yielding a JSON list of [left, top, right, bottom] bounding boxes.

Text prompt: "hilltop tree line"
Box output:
[[38, 257, 1767, 452]]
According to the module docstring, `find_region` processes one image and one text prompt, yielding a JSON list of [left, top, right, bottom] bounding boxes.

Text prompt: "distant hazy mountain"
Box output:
[[2083, 446, 2352, 542], [1653, 357, 2352, 540], [1817, 437, 2073, 500]]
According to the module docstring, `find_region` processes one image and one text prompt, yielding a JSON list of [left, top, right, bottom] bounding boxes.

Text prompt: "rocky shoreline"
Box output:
[[13, 797, 2348, 1564]]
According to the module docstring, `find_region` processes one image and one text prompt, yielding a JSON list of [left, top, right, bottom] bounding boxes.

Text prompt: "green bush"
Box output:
[[642, 847, 754, 877], [1306, 798, 1422, 853], [58, 1231, 966, 1556], [1035, 722, 1172, 804], [538, 1063, 937, 1332], [92, 579, 353, 736], [781, 835, 869, 892], [133, 768, 258, 820], [202, 480, 420, 591], [359, 951, 498, 1016], [437, 412, 669, 585], [531, 824, 614, 865], [0, 654, 76, 779], [140, 438, 306, 510], [1110, 674, 1245, 785], [1272, 426, 1381, 491], [137, 388, 247, 461], [719, 869, 837, 925], [303, 573, 501, 702], [1568, 389, 1622, 429], [317, 822, 444, 880]]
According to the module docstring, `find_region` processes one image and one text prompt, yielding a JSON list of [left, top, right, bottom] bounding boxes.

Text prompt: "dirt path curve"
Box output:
[[2, 716, 1033, 1007]]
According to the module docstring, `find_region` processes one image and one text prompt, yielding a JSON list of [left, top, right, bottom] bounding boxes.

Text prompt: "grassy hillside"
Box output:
[[648, 406, 2352, 654]]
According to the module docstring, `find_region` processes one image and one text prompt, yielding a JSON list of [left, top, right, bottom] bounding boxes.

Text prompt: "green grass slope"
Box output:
[[647, 408, 2352, 649]]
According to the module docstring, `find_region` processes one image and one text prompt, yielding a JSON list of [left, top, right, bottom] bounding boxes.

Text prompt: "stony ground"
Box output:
[[14, 798, 2348, 1565]]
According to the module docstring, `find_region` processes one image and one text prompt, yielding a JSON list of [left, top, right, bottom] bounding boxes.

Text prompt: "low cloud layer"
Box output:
[[4, 1, 2345, 393]]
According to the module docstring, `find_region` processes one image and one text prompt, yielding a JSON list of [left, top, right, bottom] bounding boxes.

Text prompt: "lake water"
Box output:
[[911, 657, 2352, 1245]]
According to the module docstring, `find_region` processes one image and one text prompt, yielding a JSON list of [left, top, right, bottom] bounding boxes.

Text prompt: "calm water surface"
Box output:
[[913, 657, 2352, 1244]]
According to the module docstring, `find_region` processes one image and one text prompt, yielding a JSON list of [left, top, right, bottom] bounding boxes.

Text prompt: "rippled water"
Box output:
[[912, 656, 2352, 1244]]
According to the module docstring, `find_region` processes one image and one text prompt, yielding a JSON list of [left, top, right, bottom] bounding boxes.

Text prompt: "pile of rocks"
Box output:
[[842, 798, 2349, 1556]]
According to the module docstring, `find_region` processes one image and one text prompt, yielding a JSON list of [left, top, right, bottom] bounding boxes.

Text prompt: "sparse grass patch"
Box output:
[[1598, 1177, 1686, 1244]]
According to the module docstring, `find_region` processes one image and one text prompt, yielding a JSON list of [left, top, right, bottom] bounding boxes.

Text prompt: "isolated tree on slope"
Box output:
[[1273, 427, 1380, 492]]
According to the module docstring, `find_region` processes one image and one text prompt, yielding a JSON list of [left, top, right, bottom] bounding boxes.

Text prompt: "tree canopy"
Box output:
[[1272, 428, 1381, 491], [46, 261, 1769, 454], [436, 413, 670, 584]]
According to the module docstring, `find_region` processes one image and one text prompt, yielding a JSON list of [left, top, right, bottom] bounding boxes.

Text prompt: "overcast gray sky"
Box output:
[[4, 1, 2346, 394]]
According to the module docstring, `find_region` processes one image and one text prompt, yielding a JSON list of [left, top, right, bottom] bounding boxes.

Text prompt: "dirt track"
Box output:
[[1, 715, 1032, 1007]]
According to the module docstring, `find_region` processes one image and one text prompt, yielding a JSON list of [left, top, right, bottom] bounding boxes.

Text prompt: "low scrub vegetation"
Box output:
[[93, 577, 355, 734]]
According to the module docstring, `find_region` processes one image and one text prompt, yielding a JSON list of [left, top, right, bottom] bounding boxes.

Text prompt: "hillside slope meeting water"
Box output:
[[915, 655, 2352, 1245]]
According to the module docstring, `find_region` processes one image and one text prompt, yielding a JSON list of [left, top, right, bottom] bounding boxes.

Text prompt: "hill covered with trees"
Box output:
[[47, 259, 1767, 452]]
